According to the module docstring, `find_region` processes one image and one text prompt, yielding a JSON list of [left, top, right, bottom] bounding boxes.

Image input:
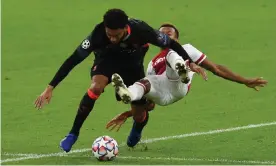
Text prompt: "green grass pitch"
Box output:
[[1, 0, 276, 164]]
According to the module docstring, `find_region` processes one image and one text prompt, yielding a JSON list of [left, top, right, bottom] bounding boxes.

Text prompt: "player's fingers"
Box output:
[[109, 121, 118, 131], [35, 96, 43, 106], [197, 69, 207, 81], [259, 80, 268, 84], [106, 124, 111, 129], [257, 84, 266, 88], [108, 125, 114, 131], [254, 87, 259, 91], [105, 124, 109, 129], [194, 68, 200, 74], [253, 78, 264, 82], [110, 123, 118, 131], [39, 100, 46, 109], [39, 95, 47, 108], [34, 97, 39, 105], [39, 95, 48, 109], [34, 97, 41, 107], [258, 84, 265, 87], [115, 124, 120, 132], [255, 77, 268, 84], [201, 70, 208, 81], [251, 82, 266, 88], [35, 97, 43, 109], [106, 120, 115, 129], [261, 83, 267, 86], [116, 123, 123, 132], [47, 96, 52, 104], [106, 122, 114, 130]]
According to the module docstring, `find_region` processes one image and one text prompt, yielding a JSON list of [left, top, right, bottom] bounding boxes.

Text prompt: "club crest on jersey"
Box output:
[[82, 39, 90, 49], [93, 65, 97, 71], [153, 57, 166, 66]]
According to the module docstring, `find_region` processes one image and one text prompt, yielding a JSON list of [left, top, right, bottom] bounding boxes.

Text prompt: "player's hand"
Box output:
[[189, 62, 208, 81], [245, 77, 268, 91], [106, 112, 129, 132], [34, 85, 54, 110]]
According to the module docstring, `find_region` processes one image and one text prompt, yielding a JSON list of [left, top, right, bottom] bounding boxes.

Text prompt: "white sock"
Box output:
[[166, 52, 185, 70], [128, 83, 145, 101]]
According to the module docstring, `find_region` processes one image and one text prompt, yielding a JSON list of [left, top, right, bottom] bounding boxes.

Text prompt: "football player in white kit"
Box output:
[[112, 41, 205, 106], [106, 23, 268, 147]]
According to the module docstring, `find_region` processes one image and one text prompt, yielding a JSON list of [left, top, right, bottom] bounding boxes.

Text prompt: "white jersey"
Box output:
[[145, 44, 206, 106]]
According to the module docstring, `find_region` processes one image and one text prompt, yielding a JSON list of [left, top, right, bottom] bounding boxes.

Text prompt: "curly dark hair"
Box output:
[[103, 9, 128, 29]]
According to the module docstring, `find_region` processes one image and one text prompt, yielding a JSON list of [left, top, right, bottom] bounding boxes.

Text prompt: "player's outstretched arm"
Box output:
[[106, 111, 133, 132], [34, 35, 94, 110], [197, 58, 268, 91], [106, 101, 155, 132]]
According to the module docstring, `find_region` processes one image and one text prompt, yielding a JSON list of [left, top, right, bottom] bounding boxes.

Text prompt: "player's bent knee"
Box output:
[[87, 88, 101, 100], [90, 75, 108, 95], [146, 100, 155, 112], [133, 111, 147, 123], [90, 86, 104, 95], [87, 83, 106, 100], [133, 114, 144, 123], [89, 76, 108, 96], [136, 78, 151, 94], [131, 98, 148, 122]]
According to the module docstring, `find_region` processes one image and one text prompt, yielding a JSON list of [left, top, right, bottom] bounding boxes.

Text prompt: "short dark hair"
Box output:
[[103, 9, 128, 29], [159, 23, 179, 39]]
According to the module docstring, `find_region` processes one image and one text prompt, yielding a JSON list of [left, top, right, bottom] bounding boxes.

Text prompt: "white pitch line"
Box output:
[[0, 149, 90, 164], [1, 121, 276, 164], [2, 153, 41, 157], [66, 154, 276, 165], [140, 121, 276, 144]]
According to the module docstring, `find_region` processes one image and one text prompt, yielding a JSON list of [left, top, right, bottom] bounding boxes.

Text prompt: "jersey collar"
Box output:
[[122, 25, 131, 41]]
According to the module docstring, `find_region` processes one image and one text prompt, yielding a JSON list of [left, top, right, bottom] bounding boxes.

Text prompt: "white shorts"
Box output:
[[145, 64, 194, 106]]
